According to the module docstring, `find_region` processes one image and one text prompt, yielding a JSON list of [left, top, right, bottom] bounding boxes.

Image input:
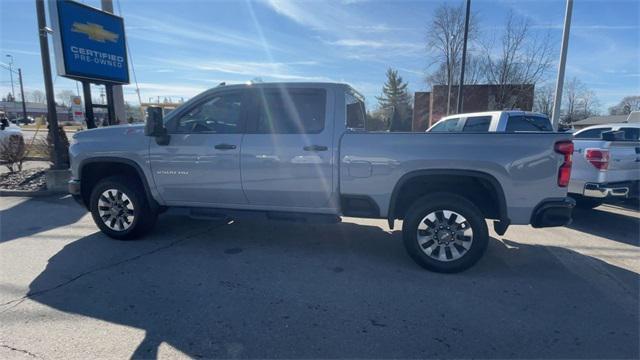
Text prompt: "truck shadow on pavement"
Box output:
[[568, 206, 640, 246], [24, 216, 639, 359], [0, 195, 87, 244]]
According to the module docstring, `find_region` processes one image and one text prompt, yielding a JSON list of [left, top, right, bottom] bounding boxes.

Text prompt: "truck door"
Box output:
[[149, 89, 247, 205], [240, 87, 335, 209]]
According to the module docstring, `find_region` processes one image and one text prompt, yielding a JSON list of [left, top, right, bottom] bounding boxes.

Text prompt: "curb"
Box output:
[[0, 189, 66, 197]]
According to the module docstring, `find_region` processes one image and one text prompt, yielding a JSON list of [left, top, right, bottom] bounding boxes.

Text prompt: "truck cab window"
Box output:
[[430, 118, 459, 132], [506, 115, 552, 132], [346, 91, 366, 130], [175, 92, 243, 134], [462, 116, 491, 132], [620, 127, 640, 140], [255, 89, 326, 134], [574, 127, 612, 139]]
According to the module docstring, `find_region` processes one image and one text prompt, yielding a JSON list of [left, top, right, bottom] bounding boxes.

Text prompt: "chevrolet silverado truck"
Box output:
[[69, 82, 575, 272]]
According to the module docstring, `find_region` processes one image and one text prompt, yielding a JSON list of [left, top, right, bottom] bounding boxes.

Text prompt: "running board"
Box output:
[[186, 207, 340, 224]]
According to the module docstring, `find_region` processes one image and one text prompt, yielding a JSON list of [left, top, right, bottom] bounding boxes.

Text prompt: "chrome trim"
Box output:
[[583, 183, 629, 198]]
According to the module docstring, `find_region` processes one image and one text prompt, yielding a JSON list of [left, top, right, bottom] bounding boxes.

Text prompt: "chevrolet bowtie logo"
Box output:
[[71, 22, 119, 43]]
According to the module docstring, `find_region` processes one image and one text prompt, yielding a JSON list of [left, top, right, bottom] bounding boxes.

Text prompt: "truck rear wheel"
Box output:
[[402, 193, 488, 273], [89, 176, 157, 240]]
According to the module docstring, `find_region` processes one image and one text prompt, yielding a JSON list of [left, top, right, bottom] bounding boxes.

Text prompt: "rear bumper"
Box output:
[[531, 198, 575, 228], [583, 182, 631, 199]]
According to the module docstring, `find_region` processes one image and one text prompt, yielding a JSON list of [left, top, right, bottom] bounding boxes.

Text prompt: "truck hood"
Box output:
[[73, 124, 145, 142]]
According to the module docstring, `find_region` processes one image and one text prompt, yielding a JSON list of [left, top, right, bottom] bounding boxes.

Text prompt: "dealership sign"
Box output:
[[49, 0, 129, 84]]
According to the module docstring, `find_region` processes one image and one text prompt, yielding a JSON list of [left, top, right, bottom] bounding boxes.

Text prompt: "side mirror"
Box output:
[[144, 106, 170, 145], [601, 130, 624, 142]]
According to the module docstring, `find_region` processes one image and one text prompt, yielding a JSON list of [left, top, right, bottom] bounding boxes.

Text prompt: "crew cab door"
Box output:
[[240, 87, 335, 209], [149, 89, 248, 205]]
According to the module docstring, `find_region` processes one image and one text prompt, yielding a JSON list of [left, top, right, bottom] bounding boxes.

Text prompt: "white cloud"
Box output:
[[125, 14, 277, 51], [0, 48, 40, 56], [157, 58, 333, 82], [327, 39, 423, 51], [262, 0, 392, 35]]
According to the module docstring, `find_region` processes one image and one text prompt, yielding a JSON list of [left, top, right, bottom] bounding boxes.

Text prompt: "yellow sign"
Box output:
[[71, 22, 119, 43]]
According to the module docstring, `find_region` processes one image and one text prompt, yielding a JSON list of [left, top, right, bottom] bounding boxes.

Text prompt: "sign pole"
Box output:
[[82, 82, 96, 129], [36, 0, 65, 169], [105, 84, 116, 125]]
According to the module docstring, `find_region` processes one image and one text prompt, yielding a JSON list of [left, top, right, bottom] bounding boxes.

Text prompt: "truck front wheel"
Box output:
[[402, 193, 488, 273], [89, 176, 157, 240]]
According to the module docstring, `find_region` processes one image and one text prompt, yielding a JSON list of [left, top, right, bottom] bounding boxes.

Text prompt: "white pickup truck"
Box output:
[[427, 111, 553, 133], [569, 122, 640, 208]]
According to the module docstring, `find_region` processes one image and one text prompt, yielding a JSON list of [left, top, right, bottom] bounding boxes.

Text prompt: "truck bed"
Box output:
[[339, 131, 572, 225]]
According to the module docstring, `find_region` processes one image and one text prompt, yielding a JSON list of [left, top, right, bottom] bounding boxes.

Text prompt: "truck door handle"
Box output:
[[303, 145, 328, 152], [214, 143, 236, 150]]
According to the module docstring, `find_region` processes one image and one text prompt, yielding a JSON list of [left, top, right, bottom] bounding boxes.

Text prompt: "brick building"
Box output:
[[412, 84, 535, 131]]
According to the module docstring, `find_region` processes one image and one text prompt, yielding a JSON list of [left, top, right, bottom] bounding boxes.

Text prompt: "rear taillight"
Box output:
[[554, 141, 573, 187], [585, 148, 610, 171]]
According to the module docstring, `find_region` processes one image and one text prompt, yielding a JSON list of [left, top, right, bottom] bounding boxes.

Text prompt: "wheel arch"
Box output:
[[387, 169, 509, 229], [78, 157, 159, 210]]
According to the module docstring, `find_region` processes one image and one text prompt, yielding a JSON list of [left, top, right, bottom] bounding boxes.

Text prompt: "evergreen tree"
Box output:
[[376, 68, 412, 131]]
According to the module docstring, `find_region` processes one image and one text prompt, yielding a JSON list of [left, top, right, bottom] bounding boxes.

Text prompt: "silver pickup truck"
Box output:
[[569, 122, 640, 208], [69, 82, 575, 272]]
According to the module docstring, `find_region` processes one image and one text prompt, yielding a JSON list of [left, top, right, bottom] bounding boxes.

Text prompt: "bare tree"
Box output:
[[481, 11, 554, 109], [562, 77, 600, 124], [608, 95, 640, 115], [29, 90, 46, 103], [56, 90, 76, 107], [534, 83, 554, 116], [426, 53, 483, 86], [426, 2, 478, 114]]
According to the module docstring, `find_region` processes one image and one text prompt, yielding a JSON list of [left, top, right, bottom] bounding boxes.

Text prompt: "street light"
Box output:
[[5, 54, 15, 101]]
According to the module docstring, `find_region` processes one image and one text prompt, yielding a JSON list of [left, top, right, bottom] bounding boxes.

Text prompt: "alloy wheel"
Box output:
[[416, 210, 474, 262], [98, 189, 135, 232]]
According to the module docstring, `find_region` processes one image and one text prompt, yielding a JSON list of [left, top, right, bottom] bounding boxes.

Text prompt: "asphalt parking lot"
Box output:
[[0, 195, 638, 359]]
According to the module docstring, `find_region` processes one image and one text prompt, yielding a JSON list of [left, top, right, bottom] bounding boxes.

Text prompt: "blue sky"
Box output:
[[1, 0, 638, 110]]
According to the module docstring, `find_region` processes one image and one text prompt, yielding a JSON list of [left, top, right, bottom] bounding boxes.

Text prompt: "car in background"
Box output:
[[426, 111, 553, 133], [568, 122, 640, 208], [0, 116, 24, 147], [11, 116, 35, 125]]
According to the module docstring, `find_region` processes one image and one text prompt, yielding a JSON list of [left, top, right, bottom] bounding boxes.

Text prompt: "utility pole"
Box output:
[[18, 69, 27, 121], [5, 55, 15, 100], [82, 82, 96, 128], [36, 0, 65, 169], [551, 0, 573, 130], [456, 0, 471, 114], [101, 0, 126, 124]]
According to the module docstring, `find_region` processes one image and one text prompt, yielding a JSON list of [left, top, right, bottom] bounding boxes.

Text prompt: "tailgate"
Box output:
[[573, 140, 640, 184]]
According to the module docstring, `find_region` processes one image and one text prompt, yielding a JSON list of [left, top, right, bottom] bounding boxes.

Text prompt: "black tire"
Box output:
[[89, 175, 157, 240], [402, 193, 489, 273], [570, 195, 602, 210]]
